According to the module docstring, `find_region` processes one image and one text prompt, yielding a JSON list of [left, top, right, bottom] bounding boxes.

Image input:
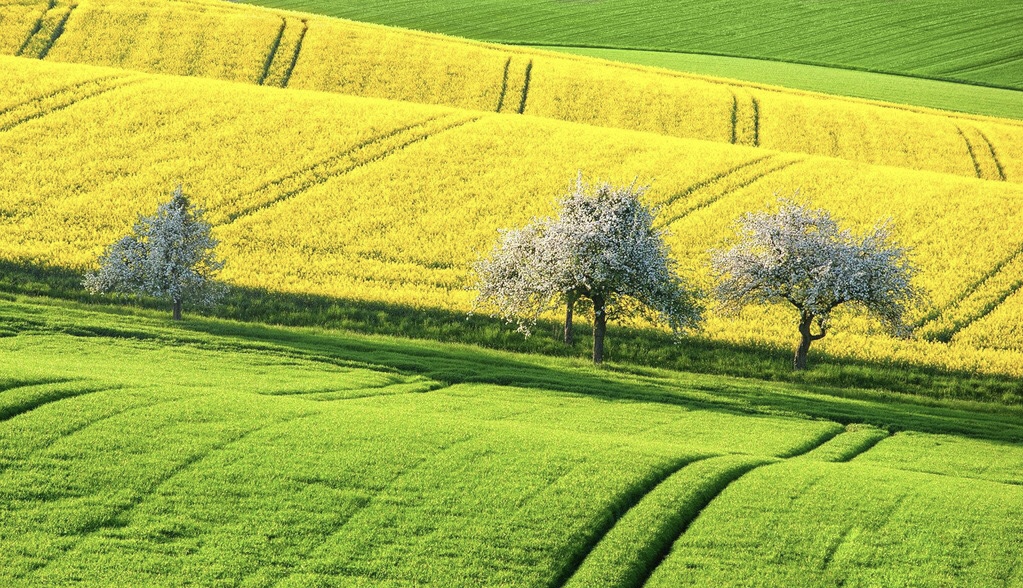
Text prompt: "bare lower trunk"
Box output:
[[172, 298, 182, 321], [592, 294, 606, 365], [564, 292, 577, 345], [793, 313, 825, 370]]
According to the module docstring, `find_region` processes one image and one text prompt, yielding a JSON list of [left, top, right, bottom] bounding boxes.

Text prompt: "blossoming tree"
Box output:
[[711, 199, 920, 369], [473, 177, 703, 364], [84, 185, 224, 320]]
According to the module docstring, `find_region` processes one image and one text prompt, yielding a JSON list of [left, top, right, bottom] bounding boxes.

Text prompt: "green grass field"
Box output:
[[536, 47, 1023, 121], [2, 297, 1023, 585], [242, 0, 1023, 91]]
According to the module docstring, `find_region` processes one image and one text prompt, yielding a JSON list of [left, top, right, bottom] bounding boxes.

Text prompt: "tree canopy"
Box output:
[[473, 176, 702, 363], [711, 199, 920, 369], [84, 185, 224, 320]]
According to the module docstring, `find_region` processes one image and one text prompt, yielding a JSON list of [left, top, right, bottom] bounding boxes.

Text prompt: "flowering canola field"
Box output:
[[3, 56, 1023, 377], [2, 0, 1023, 185]]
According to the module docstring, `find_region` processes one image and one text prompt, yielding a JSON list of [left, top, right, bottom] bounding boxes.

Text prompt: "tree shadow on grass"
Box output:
[[3, 259, 1023, 442]]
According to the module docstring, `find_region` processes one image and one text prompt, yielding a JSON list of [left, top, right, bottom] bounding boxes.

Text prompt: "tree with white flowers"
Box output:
[[710, 199, 920, 370], [473, 176, 703, 364], [84, 185, 224, 320]]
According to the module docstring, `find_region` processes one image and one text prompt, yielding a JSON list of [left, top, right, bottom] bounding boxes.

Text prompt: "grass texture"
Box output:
[[1, 297, 1022, 585], [237, 0, 1023, 91]]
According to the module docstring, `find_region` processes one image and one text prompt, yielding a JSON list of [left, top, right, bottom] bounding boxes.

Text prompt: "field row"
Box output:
[[3, 57, 1023, 373], [246, 0, 1023, 90], [2, 0, 1023, 182], [2, 302, 1023, 585]]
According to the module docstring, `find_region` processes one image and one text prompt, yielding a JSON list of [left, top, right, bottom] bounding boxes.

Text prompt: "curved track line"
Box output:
[[0, 383, 111, 422]]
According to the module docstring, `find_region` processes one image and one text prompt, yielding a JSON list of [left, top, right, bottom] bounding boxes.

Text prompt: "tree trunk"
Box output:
[[172, 298, 182, 321], [564, 292, 577, 345], [592, 294, 606, 365], [793, 313, 825, 370]]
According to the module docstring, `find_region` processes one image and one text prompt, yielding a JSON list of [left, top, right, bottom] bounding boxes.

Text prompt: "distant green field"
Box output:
[[243, 0, 1023, 91], [537, 47, 1023, 121], [2, 297, 1023, 585]]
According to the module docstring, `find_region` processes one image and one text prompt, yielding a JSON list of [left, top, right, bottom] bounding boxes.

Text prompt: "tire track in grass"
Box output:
[[220, 113, 480, 224], [0, 75, 139, 133], [0, 381, 113, 422], [559, 427, 842, 588], [0, 391, 200, 476], [27, 410, 322, 580], [795, 426, 891, 463], [268, 433, 479, 586]]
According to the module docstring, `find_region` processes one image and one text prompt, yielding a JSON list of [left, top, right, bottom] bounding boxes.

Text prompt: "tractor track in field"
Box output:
[[257, 18, 287, 86], [220, 113, 480, 225], [558, 427, 845, 588], [267, 432, 480, 586], [278, 19, 308, 88], [658, 156, 802, 227], [917, 241, 1023, 342], [0, 381, 114, 423], [956, 124, 1005, 182], [495, 57, 512, 112], [16, 0, 75, 59], [0, 75, 140, 134], [13, 0, 54, 56], [25, 410, 321, 581], [729, 90, 759, 147]]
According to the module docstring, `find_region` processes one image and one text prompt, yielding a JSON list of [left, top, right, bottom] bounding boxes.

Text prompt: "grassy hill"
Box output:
[[238, 0, 1023, 93], [2, 297, 1023, 585], [538, 47, 1023, 122], [4, 56, 1023, 377], [3, 0, 1023, 183]]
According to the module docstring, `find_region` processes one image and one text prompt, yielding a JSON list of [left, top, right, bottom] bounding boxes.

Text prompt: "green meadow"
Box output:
[[2, 297, 1023, 585], [243, 0, 1023, 91]]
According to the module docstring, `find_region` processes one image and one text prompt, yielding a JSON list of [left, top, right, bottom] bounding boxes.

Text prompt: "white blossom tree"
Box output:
[[473, 177, 703, 364], [710, 199, 920, 370], [84, 185, 225, 320]]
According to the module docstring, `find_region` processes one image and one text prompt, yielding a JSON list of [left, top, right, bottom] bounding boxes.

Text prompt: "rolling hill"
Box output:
[[2, 0, 1023, 184], [2, 297, 1023, 585], [3, 55, 1023, 377]]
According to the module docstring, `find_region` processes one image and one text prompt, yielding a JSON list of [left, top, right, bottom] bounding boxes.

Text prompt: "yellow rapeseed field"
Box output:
[[2, 0, 1023, 184], [3, 56, 1023, 377]]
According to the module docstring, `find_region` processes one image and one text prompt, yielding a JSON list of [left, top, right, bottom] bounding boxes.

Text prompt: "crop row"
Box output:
[[2, 0, 1023, 183]]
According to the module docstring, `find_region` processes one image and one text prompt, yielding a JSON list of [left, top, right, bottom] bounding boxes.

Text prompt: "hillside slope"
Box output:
[[1, 0, 1023, 183], [239, 0, 1023, 91], [3, 56, 1023, 375], [2, 299, 1023, 585]]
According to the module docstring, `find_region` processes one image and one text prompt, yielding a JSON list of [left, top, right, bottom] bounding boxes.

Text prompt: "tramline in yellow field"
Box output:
[[2, 0, 1023, 184], [3, 56, 1023, 377]]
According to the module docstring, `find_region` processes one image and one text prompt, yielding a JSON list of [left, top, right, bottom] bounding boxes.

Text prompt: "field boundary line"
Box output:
[[25, 410, 322, 580], [278, 19, 308, 88], [222, 114, 480, 224], [257, 18, 287, 86], [495, 57, 511, 112]]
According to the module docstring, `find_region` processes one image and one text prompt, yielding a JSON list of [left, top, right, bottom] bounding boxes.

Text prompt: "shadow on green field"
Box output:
[[3, 259, 1023, 443]]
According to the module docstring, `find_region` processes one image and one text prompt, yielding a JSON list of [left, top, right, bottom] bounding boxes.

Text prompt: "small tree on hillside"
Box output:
[[473, 176, 703, 364], [84, 185, 225, 320], [710, 199, 920, 370]]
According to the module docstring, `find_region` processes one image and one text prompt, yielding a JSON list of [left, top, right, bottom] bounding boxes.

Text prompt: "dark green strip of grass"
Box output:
[[2, 259, 1021, 407]]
